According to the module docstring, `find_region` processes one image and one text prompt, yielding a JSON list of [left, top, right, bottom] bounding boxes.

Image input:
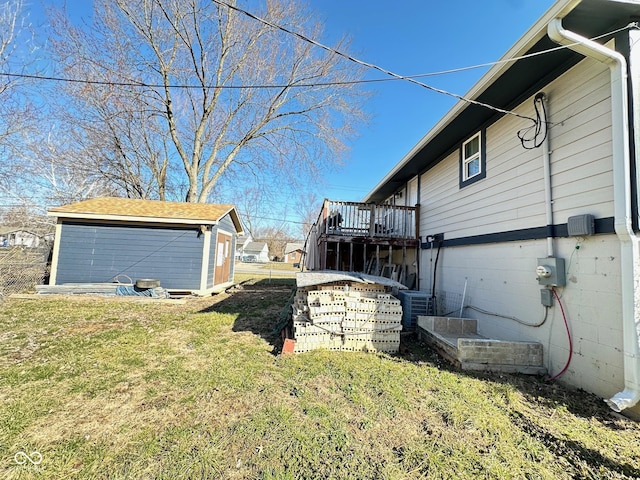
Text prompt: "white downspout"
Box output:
[[548, 18, 640, 413]]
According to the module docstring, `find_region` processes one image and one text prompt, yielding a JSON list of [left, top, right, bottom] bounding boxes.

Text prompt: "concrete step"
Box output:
[[416, 315, 546, 375]]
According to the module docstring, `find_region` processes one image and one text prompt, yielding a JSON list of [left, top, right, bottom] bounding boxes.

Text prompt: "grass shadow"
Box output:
[[197, 278, 295, 354], [398, 332, 640, 477]]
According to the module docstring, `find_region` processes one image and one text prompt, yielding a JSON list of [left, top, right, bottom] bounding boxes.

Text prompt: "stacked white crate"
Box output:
[[292, 282, 402, 353]]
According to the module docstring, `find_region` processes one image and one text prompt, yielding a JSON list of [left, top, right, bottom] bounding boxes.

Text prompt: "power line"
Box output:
[[211, 0, 639, 123], [0, 70, 410, 89], [0, 20, 633, 102], [210, 0, 539, 124], [0, 4, 634, 129]]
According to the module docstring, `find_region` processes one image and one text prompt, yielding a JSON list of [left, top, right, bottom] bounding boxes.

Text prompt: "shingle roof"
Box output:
[[284, 242, 305, 254], [244, 241, 268, 252], [48, 197, 243, 232]]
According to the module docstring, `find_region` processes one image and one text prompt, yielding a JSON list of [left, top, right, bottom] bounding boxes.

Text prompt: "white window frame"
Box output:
[[462, 132, 482, 181]]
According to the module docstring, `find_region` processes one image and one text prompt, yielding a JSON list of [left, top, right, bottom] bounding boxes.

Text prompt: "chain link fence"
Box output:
[[0, 245, 51, 296]]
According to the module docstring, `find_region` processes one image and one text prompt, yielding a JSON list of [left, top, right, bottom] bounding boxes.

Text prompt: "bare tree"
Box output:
[[20, 129, 118, 206], [0, 0, 39, 194], [256, 225, 292, 261], [295, 192, 322, 240], [49, 0, 368, 203]]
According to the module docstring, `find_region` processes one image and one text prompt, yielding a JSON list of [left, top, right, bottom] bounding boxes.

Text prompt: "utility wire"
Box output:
[[0, 70, 421, 88], [211, 0, 537, 124], [0, 7, 634, 132], [409, 21, 638, 79], [0, 19, 634, 101]]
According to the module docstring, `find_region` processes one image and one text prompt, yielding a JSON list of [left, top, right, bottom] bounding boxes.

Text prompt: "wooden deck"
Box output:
[[307, 200, 420, 288]]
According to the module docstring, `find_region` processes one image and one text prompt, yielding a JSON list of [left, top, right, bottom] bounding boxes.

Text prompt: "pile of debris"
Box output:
[[291, 278, 402, 353]]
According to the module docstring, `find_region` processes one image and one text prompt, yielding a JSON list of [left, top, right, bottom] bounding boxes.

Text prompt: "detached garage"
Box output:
[[48, 197, 243, 295]]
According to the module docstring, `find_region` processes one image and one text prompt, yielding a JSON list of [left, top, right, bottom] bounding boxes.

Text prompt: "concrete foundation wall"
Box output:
[[457, 339, 543, 367], [418, 235, 624, 401]]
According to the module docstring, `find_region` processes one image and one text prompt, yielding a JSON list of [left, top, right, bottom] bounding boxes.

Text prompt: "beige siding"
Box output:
[[420, 57, 613, 239]]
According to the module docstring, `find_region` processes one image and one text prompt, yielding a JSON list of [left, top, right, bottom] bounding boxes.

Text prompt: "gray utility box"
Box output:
[[536, 257, 566, 287], [567, 214, 595, 236]]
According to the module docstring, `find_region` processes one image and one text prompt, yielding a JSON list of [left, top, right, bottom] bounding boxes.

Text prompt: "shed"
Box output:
[[47, 197, 243, 295]]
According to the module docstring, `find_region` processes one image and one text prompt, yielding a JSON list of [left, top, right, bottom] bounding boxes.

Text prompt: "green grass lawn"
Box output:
[[1, 280, 639, 479]]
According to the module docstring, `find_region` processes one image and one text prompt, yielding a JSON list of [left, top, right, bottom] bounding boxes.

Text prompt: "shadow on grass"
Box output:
[[198, 278, 295, 354], [197, 278, 640, 478], [399, 333, 640, 478], [509, 409, 640, 478]]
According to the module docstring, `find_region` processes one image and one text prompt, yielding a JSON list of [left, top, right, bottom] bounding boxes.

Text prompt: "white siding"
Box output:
[[420, 58, 613, 239], [416, 54, 626, 401], [407, 177, 419, 207], [420, 235, 624, 399]]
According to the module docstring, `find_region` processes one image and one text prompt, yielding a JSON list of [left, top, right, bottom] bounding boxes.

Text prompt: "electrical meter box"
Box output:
[[536, 257, 566, 287]]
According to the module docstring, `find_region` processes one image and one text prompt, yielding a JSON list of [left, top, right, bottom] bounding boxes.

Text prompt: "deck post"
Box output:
[[349, 243, 354, 271], [369, 203, 376, 237], [322, 240, 327, 270], [402, 245, 407, 285], [363, 243, 367, 273]]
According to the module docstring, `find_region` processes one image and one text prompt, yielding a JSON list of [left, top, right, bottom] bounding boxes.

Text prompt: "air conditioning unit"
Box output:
[[397, 290, 429, 330]]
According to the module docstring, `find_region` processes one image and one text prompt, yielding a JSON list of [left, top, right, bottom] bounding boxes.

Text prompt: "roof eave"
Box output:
[[363, 0, 583, 203], [48, 211, 222, 225], [48, 203, 244, 234]]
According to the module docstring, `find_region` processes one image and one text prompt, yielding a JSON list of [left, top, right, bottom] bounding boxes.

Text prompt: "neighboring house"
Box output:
[[242, 241, 270, 263], [362, 0, 640, 417], [234, 234, 253, 260], [0, 227, 45, 248], [283, 242, 304, 265], [47, 197, 243, 295]]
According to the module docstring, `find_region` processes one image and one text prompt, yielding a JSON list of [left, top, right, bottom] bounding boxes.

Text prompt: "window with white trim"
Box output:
[[459, 131, 486, 188], [463, 133, 481, 180]]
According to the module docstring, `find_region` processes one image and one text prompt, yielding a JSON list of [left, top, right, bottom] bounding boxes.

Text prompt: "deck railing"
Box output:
[[320, 200, 418, 239]]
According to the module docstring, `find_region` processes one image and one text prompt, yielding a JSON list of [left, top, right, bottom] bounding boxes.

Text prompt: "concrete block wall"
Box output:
[[292, 282, 401, 353], [419, 316, 478, 335], [417, 315, 545, 374], [457, 339, 543, 367]]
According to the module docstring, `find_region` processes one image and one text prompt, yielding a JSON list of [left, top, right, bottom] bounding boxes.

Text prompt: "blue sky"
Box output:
[[25, 0, 557, 209], [312, 0, 557, 202]]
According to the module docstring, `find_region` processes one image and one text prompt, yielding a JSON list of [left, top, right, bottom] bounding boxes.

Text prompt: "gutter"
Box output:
[[548, 18, 640, 413]]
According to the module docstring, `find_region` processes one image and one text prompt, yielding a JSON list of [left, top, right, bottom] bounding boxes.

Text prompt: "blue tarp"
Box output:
[[115, 285, 169, 298]]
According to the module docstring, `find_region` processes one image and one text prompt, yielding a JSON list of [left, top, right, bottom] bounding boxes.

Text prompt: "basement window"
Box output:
[[460, 131, 486, 188]]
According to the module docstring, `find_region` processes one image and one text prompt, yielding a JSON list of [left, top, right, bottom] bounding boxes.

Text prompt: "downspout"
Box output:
[[548, 19, 640, 413]]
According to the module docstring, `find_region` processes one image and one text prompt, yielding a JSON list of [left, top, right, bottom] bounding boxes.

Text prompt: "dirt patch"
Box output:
[[66, 322, 121, 336]]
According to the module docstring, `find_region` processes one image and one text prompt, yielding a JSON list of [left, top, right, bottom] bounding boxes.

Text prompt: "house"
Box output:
[[361, 0, 640, 417], [241, 241, 270, 263], [234, 234, 253, 260], [0, 227, 47, 248], [47, 197, 243, 295], [283, 242, 304, 265]]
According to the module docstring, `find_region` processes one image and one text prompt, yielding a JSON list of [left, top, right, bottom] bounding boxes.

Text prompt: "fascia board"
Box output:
[[363, 0, 582, 203]]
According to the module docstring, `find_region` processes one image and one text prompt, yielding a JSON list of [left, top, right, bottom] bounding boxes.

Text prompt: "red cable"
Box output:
[[546, 287, 573, 381]]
